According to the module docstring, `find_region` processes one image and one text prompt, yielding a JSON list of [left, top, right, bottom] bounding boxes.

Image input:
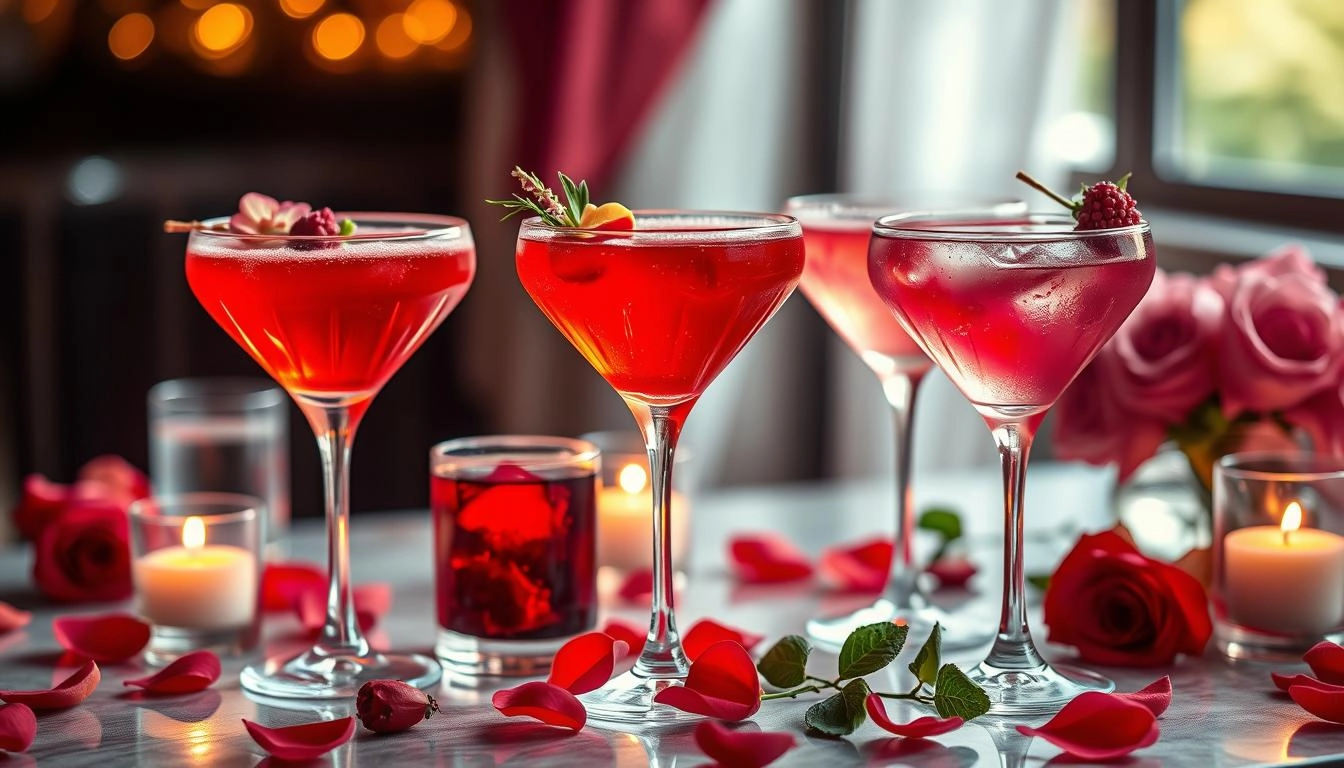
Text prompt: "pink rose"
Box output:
[[1207, 243, 1326, 302], [1284, 382, 1344, 457], [1052, 348, 1168, 482], [76, 455, 150, 502], [32, 499, 132, 603], [1108, 269, 1223, 422]]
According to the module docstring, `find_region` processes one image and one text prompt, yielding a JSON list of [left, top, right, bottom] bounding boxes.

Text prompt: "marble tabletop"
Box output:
[[1, 463, 1341, 767]]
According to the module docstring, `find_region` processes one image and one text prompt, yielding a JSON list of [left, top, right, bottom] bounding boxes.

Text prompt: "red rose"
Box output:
[[12, 474, 70, 541], [1043, 530, 1211, 667], [32, 500, 133, 603]]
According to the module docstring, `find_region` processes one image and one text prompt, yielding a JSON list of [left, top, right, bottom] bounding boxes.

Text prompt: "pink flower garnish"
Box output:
[[242, 717, 355, 761], [52, 613, 150, 663], [1016, 691, 1159, 760], [296, 583, 392, 635], [0, 703, 36, 753], [491, 681, 587, 732], [0, 660, 100, 710], [0, 602, 31, 634], [617, 569, 654, 603], [229, 193, 312, 235], [693, 720, 795, 768], [1273, 672, 1343, 693], [260, 561, 326, 612], [1116, 676, 1173, 717], [819, 537, 891, 592], [1305, 641, 1344, 685], [601, 620, 646, 657], [652, 640, 761, 721], [729, 534, 814, 584], [123, 651, 221, 694], [682, 619, 764, 663], [547, 632, 628, 695], [864, 694, 963, 738]]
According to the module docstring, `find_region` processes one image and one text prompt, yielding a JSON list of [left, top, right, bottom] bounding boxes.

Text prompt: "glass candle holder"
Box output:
[[430, 435, 600, 676], [1213, 452, 1344, 661], [129, 493, 263, 664], [580, 430, 693, 575]]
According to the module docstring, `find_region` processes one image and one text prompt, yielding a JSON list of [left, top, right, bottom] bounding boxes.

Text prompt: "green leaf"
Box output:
[[804, 678, 870, 736], [917, 508, 962, 541], [557, 172, 585, 226], [932, 664, 990, 721], [907, 624, 942, 687], [1027, 573, 1051, 592], [757, 635, 811, 689], [837, 622, 907, 680], [338, 219, 357, 236]]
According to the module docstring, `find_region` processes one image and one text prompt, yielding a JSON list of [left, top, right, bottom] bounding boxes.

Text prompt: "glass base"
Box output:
[[806, 598, 993, 652], [580, 671, 702, 726], [144, 623, 257, 666], [436, 629, 571, 677], [240, 647, 442, 699], [966, 659, 1113, 716], [1216, 621, 1343, 663]]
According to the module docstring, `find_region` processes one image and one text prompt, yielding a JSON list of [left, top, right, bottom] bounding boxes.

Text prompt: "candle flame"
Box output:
[[618, 463, 648, 494], [182, 516, 206, 550], [1282, 501, 1303, 545]]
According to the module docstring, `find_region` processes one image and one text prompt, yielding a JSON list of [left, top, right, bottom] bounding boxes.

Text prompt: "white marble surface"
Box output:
[[0, 463, 1340, 767]]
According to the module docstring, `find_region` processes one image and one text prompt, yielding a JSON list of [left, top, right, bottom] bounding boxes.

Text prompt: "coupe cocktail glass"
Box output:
[[788, 194, 1021, 652], [516, 212, 804, 722], [868, 211, 1154, 715], [185, 213, 476, 698]]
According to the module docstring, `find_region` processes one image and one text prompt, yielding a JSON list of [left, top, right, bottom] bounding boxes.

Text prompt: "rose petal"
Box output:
[[1290, 682, 1344, 724], [295, 583, 392, 634], [243, 717, 355, 761], [682, 619, 764, 663], [491, 681, 586, 732], [1016, 691, 1159, 760], [123, 651, 221, 694], [1116, 676, 1173, 718], [819, 538, 891, 592], [547, 632, 628, 695], [484, 462, 542, 483], [0, 660, 100, 710], [12, 474, 69, 540], [652, 640, 761, 721], [53, 614, 150, 663], [926, 557, 978, 589], [694, 720, 795, 768], [76, 455, 149, 500], [730, 534, 814, 584], [617, 569, 653, 603], [260, 562, 326, 612], [1305, 641, 1344, 685], [1273, 673, 1344, 693], [0, 703, 36, 752], [0, 602, 32, 634], [601, 620, 646, 657], [864, 694, 963, 738]]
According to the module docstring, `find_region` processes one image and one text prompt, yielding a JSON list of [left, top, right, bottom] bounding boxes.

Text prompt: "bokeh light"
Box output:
[[193, 3, 252, 58], [22, 0, 59, 24], [435, 3, 470, 52], [179, 0, 214, 9], [402, 0, 456, 45], [279, 0, 326, 20], [108, 12, 155, 61], [312, 12, 364, 61], [376, 14, 418, 59]]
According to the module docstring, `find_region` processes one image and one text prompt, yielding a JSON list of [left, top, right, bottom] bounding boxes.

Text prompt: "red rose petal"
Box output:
[[682, 619, 764, 663], [12, 474, 69, 540], [0, 660, 100, 710], [484, 462, 542, 483], [52, 614, 150, 663], [1290, 682, 1344, 724], [926, 557, 978, 589], [491, 681, 587, 732], [547, 632, 628, 695], [1116, 676, 1173, 717], [864, 694, 963, 738], [1016, 691, 1159, 760], [295, 583, 392, 634], [601, 620, 646, 657], [0, 602, 32, 634], [123, 650, 221, 694], [729, 534, 814, 584], [1304, 641, 1344, 685], [652, 640, 761, 721], [260, 562, 326, 612], [694, 720, 795, 768], [243, 717, 355, 761], [819, 537, 891, 593], [617, 569, 653, 603], [77, 455, 150, 500], [1273, 673, 1344, 693], [0, 703, 36, 753]]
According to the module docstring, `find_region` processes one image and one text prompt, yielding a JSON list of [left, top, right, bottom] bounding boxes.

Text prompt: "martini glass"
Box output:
[[868, 210, 1154, 715], [515, 211, 804, 723], [185, 213, 476, 698], [787, 194, 1021, 652]]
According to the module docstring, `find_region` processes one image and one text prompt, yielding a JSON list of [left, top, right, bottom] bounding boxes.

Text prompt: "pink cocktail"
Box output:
[[869, 211, 1154, 715]]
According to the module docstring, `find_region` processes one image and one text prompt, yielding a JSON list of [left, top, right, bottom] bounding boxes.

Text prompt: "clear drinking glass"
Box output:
[[868, 210, 1155, 714], [183, 213, 476, 698], [515, 212, 804, 722]]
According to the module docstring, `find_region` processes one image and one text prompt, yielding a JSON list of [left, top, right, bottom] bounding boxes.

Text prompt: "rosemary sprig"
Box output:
[[486, 166, 588, 227]]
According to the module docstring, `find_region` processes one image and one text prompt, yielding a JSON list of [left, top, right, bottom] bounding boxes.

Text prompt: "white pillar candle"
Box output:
[[596, 462, 690, 572], [133, 516, 258, 629], [1225, 501, 1344, 634]]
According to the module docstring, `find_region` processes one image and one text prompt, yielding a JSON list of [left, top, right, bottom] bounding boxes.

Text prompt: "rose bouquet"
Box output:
[[1053, 244, 1344, 491]]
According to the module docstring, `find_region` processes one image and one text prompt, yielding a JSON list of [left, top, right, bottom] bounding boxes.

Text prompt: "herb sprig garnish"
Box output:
[[487, 166, 590, 227]]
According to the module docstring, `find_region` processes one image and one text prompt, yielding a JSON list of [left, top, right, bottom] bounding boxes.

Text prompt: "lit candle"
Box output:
[[596, 462, 691, 571], [133, 516, 258, 629], [1224, 501, 1344, 634]]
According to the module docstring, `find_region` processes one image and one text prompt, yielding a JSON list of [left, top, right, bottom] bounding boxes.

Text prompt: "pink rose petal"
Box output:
[[729, 534, 814, 584], [0, 602, 32, 634], [819, 537, 891, 593], [601, 620, 646, 657], [864, 694, 964, 738], [492, 681, 587, 732], [0, 660, 100, 710], [1016, 691, 1159, 760], [0, 702, 36, 753], [653, 640, 761, 721], [123, 651, 221, 694], [52, 614, 150, 663], [547, 632, 628, 695], [1273, 672, 1344, 693], [260, 562, 326, 612], [1305, 641, 1344, 685], [243, 717, 355, 761], [1116, 676, 1173, 718], [682, 619, 764, 662], [694, 720, 795, 768], [76, 455, 149, 500]]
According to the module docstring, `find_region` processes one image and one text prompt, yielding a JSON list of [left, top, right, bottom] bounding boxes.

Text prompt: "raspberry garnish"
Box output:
[[1016, 171, 1143, 231], [290, 207, 342, 250]]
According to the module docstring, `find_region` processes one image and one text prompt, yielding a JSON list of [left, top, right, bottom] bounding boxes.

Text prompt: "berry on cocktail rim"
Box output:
[[162, 193, 357, 240], [487, 167, 635, 229], [1015, 171, 1143, 231]]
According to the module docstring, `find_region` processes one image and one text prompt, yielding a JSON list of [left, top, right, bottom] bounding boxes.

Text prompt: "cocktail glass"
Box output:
[[516, 211, 804, 723], [868, 211, 1154, 715], [185, 213, 476, 698], [787, 194, 1022, 652]]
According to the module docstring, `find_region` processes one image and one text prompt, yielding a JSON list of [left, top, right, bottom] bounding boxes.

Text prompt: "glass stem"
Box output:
[[983, 419, 1044, 671], [878, 371, 925, 607]]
